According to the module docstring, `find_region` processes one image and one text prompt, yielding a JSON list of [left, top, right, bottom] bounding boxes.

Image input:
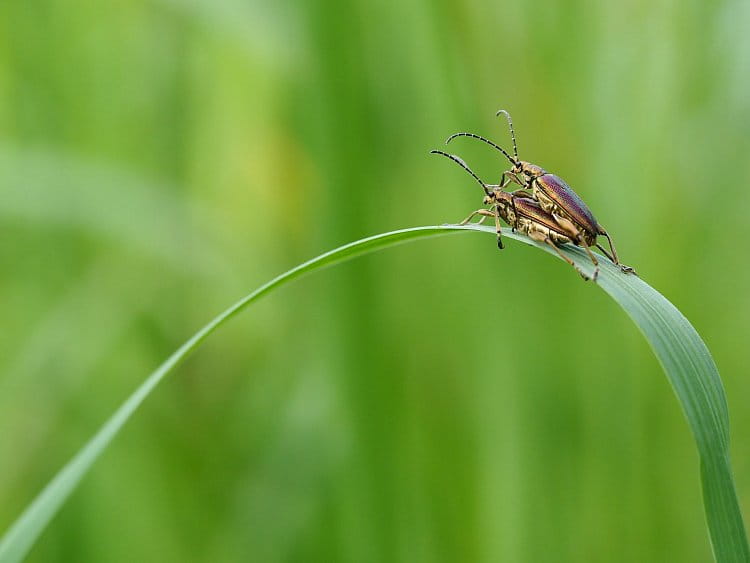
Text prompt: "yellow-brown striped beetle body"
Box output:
[[447, 110, 635, 275], [431, 150, 595, 280]]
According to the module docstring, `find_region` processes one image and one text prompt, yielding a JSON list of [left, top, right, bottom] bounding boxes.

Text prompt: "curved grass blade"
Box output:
[[0, 224, 746, 562]]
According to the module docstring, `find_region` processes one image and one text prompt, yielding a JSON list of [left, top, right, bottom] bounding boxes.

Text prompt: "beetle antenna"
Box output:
[[430, 150, 491, 195], [495, 109, 518, 160], [445, 132, 517, 166]]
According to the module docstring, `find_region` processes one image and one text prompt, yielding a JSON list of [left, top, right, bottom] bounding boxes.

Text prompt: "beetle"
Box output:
[[430, 150, 594, 280], [445, 110, 635, 274]]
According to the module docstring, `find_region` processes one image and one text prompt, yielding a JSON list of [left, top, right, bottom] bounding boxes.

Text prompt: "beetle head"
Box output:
[[516, 161, 545, 180]]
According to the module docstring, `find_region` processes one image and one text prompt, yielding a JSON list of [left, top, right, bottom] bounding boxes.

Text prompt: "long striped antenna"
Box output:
[[495, 109, 518, 160], [445, 132, 517, 167], [430, 150, 490, 195]]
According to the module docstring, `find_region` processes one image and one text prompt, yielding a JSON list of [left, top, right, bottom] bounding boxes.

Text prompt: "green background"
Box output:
[[1, 0, 749, 561]]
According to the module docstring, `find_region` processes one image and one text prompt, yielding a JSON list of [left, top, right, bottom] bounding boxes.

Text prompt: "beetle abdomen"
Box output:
[[535, 174, 600, 232]]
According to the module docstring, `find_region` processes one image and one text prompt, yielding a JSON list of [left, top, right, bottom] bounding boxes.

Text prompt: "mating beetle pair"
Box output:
[[432, 110, 635, 281]]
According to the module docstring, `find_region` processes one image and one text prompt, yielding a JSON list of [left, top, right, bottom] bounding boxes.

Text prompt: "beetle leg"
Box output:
[[577, 239, 599, 268], [594, 243, 618, 266], [459, 208, 495, 226], [499, 171, 512, 188], [510, 189, 533, 200], [596, 231, 637, 275], [458, 208, 505, 247], [595, 243, 637, 275], [500, 171, 524, 189], [493, 206, 504, 249], [597, 229, 619, 263], [527, 230, 591, 281], [551, 214, 599, 268]]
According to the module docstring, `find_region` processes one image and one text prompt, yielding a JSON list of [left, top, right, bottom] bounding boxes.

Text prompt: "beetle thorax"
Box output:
[[491, 191, 515, 224], [489, 189, 512, 206]]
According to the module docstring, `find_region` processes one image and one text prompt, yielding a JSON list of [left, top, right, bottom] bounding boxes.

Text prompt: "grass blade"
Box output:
[[0, 224, 745, 562]]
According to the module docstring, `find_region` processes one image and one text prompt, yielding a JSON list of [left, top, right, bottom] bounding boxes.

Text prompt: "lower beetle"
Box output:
[[431, 150, 595, 280], [445, 110, 635, 274]]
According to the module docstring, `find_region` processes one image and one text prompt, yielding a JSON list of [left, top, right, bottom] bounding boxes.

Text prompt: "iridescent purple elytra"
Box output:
[[534, 173, 601, 234]]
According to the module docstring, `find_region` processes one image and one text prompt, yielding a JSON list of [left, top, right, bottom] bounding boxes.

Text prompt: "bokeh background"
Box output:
[[2, 0, 750, 561]]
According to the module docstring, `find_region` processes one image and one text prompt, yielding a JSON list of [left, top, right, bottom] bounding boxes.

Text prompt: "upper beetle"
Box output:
[[446, 110, 635, 274]]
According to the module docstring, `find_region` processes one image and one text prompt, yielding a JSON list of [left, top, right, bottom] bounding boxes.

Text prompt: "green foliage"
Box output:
[[3, 0, 750, 561], [1, 226, 746, 562]]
